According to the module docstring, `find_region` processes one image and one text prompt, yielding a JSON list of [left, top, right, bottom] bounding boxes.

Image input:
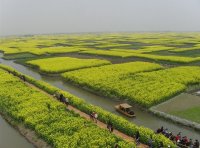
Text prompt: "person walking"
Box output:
[[193, 139, 199, 148], [63, 96, 69, 107], [107, 120, 113, 133], [148, 136, 153, 148], [90, 112, 94, 121], [93, 112, 98, 123], [135, 131, 140, 145], [59, 94, 64, 102]]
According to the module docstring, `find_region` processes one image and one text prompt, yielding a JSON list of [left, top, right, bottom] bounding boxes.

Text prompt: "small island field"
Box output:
[[26, 57, 111, 73], [62, 64, 200, 107]]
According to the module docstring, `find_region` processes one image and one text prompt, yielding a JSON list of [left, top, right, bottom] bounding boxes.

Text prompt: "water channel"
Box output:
[[0, 53, 199, 143], [0, 116, 34, 148]]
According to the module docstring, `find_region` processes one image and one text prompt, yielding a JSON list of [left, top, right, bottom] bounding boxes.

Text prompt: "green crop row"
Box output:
[[0, 68, 135, 148], [26, 57, 111, 73], [0, 64, 175, 147], [111, 45, 175, 53], [80, 49, 200, 63], [62, 62, 200, 107], [170, 46, 200, 52], [0, 46, 90, 55]]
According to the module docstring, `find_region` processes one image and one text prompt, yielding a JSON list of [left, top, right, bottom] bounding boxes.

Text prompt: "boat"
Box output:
[[115, 103, 136, 117]]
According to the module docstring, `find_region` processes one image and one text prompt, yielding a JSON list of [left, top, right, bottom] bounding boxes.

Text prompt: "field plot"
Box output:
[[0, 68, 134, 148], [0, 36, 92, 55], [80, 49, 200, 63], [62, 62, 163, 107], [26, 57, 111, 73], [111, 45, 175, 53], [63, 65, 200, 107], [172, 107, 200, 124], [152, 93, 200, 124], [29, 46, 88, 55]]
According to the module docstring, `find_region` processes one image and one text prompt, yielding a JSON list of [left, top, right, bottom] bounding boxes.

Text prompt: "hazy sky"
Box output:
[[0, 0, 200, 36]]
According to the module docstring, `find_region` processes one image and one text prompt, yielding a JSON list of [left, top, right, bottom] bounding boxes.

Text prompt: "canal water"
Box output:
[[0, 116, 34, 148], [0, 53, 199, 140]]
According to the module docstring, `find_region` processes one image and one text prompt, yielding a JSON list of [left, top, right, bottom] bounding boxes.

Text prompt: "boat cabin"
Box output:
[[115, 103, 135, 117]]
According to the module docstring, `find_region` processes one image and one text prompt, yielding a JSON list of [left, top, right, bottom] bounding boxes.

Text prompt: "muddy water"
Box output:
[[0, 116, 34, 148], [0, 54, 200, 140]]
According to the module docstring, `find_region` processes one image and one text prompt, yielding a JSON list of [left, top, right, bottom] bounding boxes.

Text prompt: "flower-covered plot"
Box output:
[[63, 64, 200, 107], [0, 68, 134, 148], [26, 57, 111, 73], [80, 49, 200, 63]]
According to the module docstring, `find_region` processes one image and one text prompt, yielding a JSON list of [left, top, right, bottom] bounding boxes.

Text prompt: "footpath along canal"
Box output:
[[0, 53, 199, 141]]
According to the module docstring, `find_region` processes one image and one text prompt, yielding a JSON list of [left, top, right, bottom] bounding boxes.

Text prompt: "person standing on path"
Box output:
[[193, 139, 199, 148], [90, 112, 94, 121], [135, 131, 140, 146], [147, 136, 153, 148], [63, 96, 69, 107], [107, 120, 113, 133], [94, 112, 98, 123]]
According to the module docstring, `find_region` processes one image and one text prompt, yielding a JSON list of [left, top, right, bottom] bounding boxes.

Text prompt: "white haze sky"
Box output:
[[0, 0, 200, 36]]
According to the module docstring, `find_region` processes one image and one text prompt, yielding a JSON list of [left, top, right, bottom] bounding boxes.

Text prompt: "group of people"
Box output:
[[156, 126, 199, 148], [90, 112, 98, 123], [53, 93, 69, 106]]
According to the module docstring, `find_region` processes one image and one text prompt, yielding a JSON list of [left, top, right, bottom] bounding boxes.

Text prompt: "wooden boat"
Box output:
[[115, 103, 136, 117]]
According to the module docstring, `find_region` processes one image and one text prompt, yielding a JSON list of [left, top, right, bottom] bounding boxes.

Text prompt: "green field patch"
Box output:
[[29, 46, 90, 55], [171, 106, 200, 124], [153, 93, 200, 124], [26, 57, 111, 73], [151, 49, 200, 58], [111, 45, 175, 53], [3, 53, 37, 60], [80, 49, 200, 63]]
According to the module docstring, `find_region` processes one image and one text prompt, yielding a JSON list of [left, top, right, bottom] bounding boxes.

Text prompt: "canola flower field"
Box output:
[[81, 49, 200, 63], [0, 33, 200, 63], [63, 64, 200, 107], [26, 57, 111, 73], [0, 68, 135, 148], [0, 64, 175, 147], [0, 33, 200, 147]]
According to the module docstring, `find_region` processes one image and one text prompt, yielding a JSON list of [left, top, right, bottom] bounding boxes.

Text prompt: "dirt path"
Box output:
[[23, 80, 148, 148]]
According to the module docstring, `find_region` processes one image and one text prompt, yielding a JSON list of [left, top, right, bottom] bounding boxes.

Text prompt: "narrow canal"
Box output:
[[0, 53, 199, 140], [0, 116, 34, 148]]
